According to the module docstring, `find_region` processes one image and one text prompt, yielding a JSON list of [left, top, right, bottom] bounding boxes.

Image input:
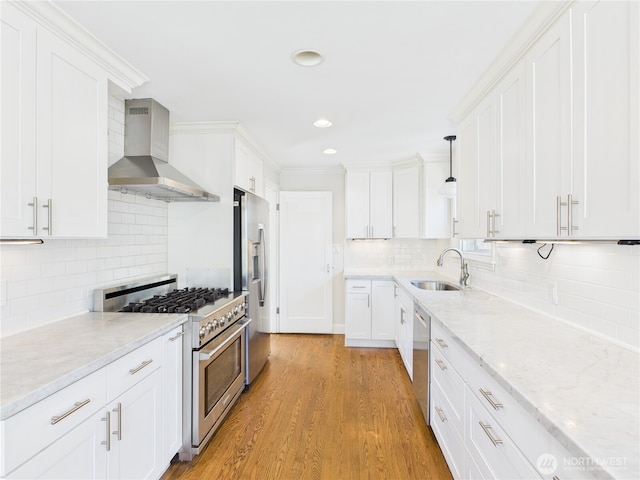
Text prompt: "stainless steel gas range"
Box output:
[[94, 274, 249, 459]]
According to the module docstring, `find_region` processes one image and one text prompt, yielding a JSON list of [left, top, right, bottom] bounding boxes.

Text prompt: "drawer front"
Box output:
[[345, 279, 371, 293], [466, 387, 541, 480], [430, 381, 465, 480], [465, 358, 596, 480], [106, 337, 162, 402], [431, 318, 467, 378], [1, 368, 106, 476], [431, 341, 465, 437]]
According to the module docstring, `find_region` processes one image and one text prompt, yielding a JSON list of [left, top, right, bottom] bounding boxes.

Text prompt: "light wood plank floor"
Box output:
[[162, 334, 453, 480]]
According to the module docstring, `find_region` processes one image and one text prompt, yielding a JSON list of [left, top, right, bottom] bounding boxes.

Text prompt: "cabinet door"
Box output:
[[456, 114, 480, 238], [423, 161, 451, 239], [6, 409, 107, 480], [345, 171, 370, 238], [234, 138, 263, 196], [572, 0, 639, 238], [162, 327, 184, 461], [495, 61, 527, 239], [345, 293, 371, 339], [0, 3, 37, 237], [393, 164, 421, 238], [369, 171, 393, 238], [371, 280, 395, 340], [108, 369, 163, 480], [476, 97, 497, 238], [36, 28, 108, 238], [525, 10, 572, 238]]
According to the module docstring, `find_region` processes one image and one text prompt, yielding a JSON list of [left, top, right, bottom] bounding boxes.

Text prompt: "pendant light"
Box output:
[[438, 135, 457, 198]]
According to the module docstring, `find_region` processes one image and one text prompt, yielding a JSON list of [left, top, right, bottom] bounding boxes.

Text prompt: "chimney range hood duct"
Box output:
[[108, 98, 219, 202]]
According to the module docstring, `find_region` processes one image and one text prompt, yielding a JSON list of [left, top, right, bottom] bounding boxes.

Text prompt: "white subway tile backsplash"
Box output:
[[0, 95, 169, 338]]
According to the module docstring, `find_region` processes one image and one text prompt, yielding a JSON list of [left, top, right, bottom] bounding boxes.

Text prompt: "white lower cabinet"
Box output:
[[345, 279, 395, 347], [429, 318, 595, 480], [107, 370, 162, 480], [161, 327, 184, 462], [1, 332, 182, 480], [6, 409, 108, 480], [395, 286, 413, 379]]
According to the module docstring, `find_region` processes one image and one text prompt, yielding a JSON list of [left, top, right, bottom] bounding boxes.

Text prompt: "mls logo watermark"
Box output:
[[537, 453, 558, 475]]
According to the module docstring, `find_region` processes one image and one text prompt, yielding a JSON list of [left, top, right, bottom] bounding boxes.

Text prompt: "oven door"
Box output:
[[192, 318, 250, 448]]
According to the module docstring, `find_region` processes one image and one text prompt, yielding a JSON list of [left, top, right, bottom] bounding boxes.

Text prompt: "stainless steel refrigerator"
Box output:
[[234, 188, 270, 385]]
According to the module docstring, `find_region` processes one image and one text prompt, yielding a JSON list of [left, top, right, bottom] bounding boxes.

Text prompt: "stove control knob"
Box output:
[[212, 320, 219, 330], [239, 303, 245, 311], [200, 327, 207, 338], [227, 312, 234, 321], [219, 316, 225, 326], [233, 306, 239, 315], [206, 321, 214, 331]]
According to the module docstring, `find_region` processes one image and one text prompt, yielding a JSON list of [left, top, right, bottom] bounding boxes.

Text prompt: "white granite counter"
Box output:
[[345, 269, 639, 480], [0, 312, 188, 420]]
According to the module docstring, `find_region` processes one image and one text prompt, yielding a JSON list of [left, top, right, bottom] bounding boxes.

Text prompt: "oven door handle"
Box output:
[[199, 319, 252, 361]]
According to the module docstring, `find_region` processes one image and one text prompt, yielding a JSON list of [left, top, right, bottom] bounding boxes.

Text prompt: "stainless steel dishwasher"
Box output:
[[412, 302, 430, 424]]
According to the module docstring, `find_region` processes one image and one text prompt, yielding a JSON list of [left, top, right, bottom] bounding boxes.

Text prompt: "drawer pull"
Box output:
[[112, 402, 122, 440], [479, 421, 503, 447], [480, 388, 504, 410], [435, 359, 447, 371], [352, 286, 366, 289], [129, 359, 153, 375], [435, 338, 448, 348], [169, 331, 185, 342], [50, 398, 91, 425], [435, 406, 447, 422]]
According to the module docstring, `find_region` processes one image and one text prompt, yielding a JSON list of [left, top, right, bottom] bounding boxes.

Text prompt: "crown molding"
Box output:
[[450, 0, 571, 122], [12, 0, 149, 92]]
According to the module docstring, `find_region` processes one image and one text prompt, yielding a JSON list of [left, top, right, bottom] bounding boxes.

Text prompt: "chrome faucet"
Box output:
[[437, 247, 469, 286]]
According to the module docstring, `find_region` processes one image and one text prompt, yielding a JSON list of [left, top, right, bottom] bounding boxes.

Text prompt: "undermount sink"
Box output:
[[410, 280, 461, 291]]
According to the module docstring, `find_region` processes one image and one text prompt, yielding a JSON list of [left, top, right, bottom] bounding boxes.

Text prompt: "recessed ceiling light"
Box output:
[[323, 148, 337, 155], [292, 50, 323, 67], [313, 118, 332, 128]]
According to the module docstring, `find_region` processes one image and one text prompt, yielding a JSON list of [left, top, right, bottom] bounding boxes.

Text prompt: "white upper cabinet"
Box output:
[[393, 162, 422, 238], [455, 115, 480, 238], [525, 9, 572, 239], [571, 0, 639, 238], [422, 161, 451, 239], [455, 1, 638, 240], [1, 1, 145, 239], [345, 169, 393, 239], [234, 137, 264, 197], [494, 60, 527, 239]]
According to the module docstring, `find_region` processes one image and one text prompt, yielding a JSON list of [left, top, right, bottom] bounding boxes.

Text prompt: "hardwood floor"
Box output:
[[162, 334, 453, 480]]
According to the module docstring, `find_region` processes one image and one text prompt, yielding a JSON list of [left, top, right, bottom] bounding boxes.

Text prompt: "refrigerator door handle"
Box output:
[[258, 224, 266, 307]]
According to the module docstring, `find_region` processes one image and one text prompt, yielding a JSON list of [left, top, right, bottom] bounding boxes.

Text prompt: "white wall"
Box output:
[[0, 93, 169, 337]]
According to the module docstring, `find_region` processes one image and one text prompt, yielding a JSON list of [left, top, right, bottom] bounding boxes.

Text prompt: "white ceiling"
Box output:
[[54, 1, 539, 170]]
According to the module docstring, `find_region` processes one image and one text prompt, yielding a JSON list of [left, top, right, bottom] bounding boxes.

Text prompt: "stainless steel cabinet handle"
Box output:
[[50, 398, 91, 425], [435, 359, 447, 370], [28, 197, 38, 234], [557, 195, 564, 235], [367, 294, 370, 309], [129, 359, 153, 375], [393, 284, 398, 298], [435, 406, 447, 422], [352, 286, 366, 289], [169, 331, 185, 342], [42, 199, 52, 235], [568, 194, 579, 235], [479, 421, 503, 446], [371, 226, 374, 237], [101, 411, 111, 451], [479, 388, 503, 410], [492, 210, 500, 235], [452, 218, 459, 237], [435, 338, 448, 348], [112, 402, 122, 440], [487, 210, 492, 237]]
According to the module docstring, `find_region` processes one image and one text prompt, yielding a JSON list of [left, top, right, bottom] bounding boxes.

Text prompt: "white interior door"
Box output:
[[279, 191, 333, 333]]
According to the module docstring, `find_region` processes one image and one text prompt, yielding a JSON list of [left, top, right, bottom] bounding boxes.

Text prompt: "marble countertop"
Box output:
[[0, 312, 188, 420], [345, 269, 639, 480]]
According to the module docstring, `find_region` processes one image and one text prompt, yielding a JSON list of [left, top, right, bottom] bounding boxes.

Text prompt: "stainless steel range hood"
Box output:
[[108, 98, 219, 202]]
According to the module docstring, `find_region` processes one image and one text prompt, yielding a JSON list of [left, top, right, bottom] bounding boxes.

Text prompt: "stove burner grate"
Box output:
[[120, 287, 230, 314]]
